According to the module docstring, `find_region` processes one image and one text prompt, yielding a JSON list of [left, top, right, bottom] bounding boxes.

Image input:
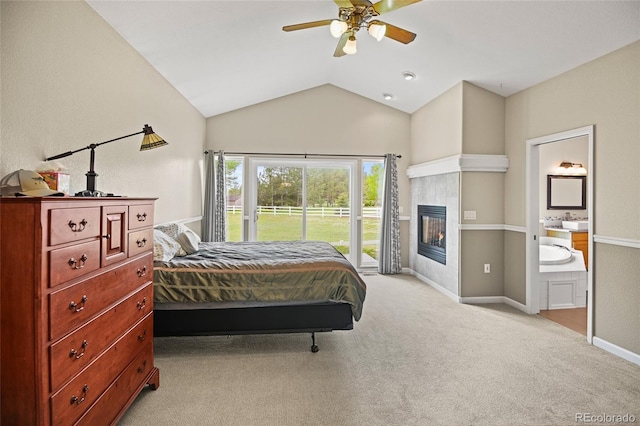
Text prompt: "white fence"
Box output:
[[227, 206, 381, 218]]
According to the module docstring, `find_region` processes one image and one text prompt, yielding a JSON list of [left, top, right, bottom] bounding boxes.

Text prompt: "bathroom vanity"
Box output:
[[545, 228, 588, 269]]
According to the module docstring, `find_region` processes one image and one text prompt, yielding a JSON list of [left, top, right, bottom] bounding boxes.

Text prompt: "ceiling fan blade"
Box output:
[[374, 20, 417, 44], [372, 0, 422, 15], [334, 0, 354, 8], [334, 32, 350, 57], [282, 19, 333, 32]]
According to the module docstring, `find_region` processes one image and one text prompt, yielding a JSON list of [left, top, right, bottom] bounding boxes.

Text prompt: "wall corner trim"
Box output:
[[593, 337, 640, 367], [406, 154, 509, 179], [458, 224, 526, 233]]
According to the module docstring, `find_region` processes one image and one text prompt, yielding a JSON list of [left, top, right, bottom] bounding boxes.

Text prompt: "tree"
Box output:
[[225, 159, 242, 197], [363, 163, 383, 206]]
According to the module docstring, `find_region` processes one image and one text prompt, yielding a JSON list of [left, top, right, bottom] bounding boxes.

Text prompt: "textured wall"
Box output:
[[1, 1, 205, 224], [505, 41, 640, 353]]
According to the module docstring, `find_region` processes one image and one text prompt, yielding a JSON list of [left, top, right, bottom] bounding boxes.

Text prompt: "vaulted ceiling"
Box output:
[[87, 1, 640, 118]]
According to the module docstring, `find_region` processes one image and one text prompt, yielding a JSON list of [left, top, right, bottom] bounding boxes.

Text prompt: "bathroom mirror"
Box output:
[[547, 175, 586, 209]]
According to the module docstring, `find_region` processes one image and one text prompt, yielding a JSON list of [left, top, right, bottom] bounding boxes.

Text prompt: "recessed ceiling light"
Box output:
[[402, 71, 416, 81], [383, 93, 394, 100]]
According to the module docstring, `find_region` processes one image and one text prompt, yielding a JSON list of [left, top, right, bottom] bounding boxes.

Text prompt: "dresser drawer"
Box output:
[[128, 204, 154, 230], [50, 288, 154, 391], [50, 313, 154, 425], [50, 240, 101, 287], [75, 343, 155, 426], [128, 228, 153, 258], [49, 252, 153, 340], [49, 207, 101, 246]]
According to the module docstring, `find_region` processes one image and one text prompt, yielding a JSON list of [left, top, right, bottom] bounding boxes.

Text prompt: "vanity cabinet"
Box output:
[[546, 229, 589, 269], [1, 197, 159, 425]]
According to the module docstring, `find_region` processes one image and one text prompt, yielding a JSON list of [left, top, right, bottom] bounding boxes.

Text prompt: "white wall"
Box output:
[[0, 1, 205, 224]]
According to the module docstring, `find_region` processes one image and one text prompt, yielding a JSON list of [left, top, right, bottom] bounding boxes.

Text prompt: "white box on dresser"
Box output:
[[1, 197, 159, 425]]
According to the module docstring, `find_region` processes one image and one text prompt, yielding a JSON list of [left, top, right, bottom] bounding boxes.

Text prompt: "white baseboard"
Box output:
[[408, 269, 528, 313], [503, 296, 528, 312], [593, 337, 640, 367], [460, 295, 528, 313], [460, 296, 504, 304], [409, 270, 460, 303]]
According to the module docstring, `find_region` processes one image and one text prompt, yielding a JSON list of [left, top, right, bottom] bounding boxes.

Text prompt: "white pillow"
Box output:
[[153, 229, 182, 262], [153, 223, 188, 256], [176, 229, 201, 255], [154, 222, 191, 240]]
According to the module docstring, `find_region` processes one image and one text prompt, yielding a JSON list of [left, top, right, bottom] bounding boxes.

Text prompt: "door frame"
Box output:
[[525, 125, 594, 343]]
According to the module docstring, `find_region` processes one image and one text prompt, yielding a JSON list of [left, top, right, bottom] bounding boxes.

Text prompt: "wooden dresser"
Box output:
[[1, 197, 159, 425]]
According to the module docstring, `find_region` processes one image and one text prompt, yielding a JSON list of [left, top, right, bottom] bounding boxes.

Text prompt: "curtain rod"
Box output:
[[203, 151, 401, 159]]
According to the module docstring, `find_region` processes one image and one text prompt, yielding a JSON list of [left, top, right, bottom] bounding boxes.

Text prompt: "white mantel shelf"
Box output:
[[406, 154, 509, 179]]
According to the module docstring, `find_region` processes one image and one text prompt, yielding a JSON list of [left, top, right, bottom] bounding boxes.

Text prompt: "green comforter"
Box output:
[[153, 241, 367, 321]]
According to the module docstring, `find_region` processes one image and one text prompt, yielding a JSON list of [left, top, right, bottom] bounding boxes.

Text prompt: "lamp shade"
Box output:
[[343, 36, 357, 55], [368, 23, 386, 41], [140, 125, 168, 151], [330, 20, 348, 38]]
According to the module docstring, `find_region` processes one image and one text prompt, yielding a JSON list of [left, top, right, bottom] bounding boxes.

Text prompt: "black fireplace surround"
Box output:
[[418, 205, 446, 265]]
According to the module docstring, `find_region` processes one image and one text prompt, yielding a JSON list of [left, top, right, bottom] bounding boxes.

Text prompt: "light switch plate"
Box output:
[[464, 210, 477, 220]]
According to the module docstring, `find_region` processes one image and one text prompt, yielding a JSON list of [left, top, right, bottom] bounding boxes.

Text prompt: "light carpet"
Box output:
[[119, 274, 640, 425]]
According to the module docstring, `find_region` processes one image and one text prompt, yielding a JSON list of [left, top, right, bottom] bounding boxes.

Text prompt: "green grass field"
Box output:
[[226, 212, 381, 259]]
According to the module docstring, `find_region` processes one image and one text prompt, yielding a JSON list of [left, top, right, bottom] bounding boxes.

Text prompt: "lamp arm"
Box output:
[[44, 129, 145, 162], [93, 130, 145, 149]]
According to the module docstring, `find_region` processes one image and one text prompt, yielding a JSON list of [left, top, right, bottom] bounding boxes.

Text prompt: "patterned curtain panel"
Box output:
[[378, 154, 401, 274], [201, 151, 216, 242], [214, 151, 227, 242]]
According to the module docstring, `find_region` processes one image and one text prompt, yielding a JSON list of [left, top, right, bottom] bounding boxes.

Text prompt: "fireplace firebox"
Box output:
[[418, 205, 446, 264]]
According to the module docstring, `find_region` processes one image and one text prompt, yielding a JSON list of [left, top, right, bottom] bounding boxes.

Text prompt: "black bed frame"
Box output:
[[153, 302, 354, 352]]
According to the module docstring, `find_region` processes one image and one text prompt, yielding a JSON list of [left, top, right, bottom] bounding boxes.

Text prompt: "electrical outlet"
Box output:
[[484, 263, 490, 273]]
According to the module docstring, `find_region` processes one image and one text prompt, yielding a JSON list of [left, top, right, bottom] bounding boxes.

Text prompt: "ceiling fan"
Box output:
[[283, 0, 422, 57]]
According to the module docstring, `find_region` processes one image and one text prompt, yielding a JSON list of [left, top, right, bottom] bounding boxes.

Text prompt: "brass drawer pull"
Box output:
[[68, 219, 88, 232], [69, 295, 88, 312], [136, 237, 147, 248], [68, 254, 88, 270], [136, 297, 147, 311], [70, 384, 89, 405], [69, 340, 88, 360], [136, 212, 147, 222], [138, 329, 147, 342], [136, 266, 147, 277]]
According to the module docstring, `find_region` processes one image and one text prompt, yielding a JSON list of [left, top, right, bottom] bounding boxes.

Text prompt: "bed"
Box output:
[[152, 237, 367, 352]]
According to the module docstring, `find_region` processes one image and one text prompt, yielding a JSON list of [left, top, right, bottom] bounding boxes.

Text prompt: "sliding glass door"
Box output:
[[249, 158, 356, 260]]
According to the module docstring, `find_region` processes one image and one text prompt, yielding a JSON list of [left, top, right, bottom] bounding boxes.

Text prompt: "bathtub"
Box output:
[[539, 239, 587, 310], [539, 244, 573, 265]]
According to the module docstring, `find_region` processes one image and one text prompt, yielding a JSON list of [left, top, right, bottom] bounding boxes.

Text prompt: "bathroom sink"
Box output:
[[562, 220, 588, 231]]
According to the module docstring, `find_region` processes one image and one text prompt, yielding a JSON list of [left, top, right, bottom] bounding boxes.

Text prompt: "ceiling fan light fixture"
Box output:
[[330, 20, 348, 38], [343, 35, 357, 55], [368, 23, 386, 41]]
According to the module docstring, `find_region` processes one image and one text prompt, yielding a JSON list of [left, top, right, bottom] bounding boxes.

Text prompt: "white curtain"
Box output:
[[378, 154, 401, 274], [202, 151, 226, 242]]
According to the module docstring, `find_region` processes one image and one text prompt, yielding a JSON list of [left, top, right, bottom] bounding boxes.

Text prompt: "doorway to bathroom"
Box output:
[[525, 125, 594, 343]]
